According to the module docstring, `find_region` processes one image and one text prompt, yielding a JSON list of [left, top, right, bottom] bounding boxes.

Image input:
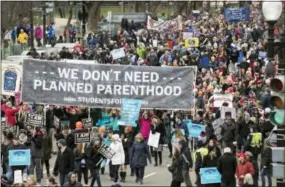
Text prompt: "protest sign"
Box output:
[[22, 59, 195, 109], [220, 107, 236, 119], [213, 94, 233, 108], [185, 37, 199, 48], [74, 130, 91, 144], [183, 32, 194, 40], [110, 48, 125, 60], [188, 123, 205, 138], [99, 144, 116, 159], [148, 132, 160, 148], [258, 51, 267, 59], [14, 170, 23, 184], [212, 118, 224, 140], [54, 116, 60, 129], [2, 63, 22, 96], [118, 99, 142, 127], [200, 167, 221, 184], [9, 149, 31, 166], [224, 7, 250, 23], [147, 15, 183, 32], [152, 39, 158, 47], [82, 118, 93, 128], [25, 113, 44, 127]]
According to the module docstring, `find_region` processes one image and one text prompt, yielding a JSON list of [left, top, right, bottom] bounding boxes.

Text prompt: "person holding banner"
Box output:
[[138, 112, 152, 143], [130, 133, 151, 185], [2, 101, 20, 127]]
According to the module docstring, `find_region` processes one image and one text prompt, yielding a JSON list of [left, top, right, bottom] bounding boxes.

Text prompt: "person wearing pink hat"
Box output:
[[236, 152, 255, 185]]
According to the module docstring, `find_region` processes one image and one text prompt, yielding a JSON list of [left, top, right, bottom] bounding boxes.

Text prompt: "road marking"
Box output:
[[143, 172, 156, 179]]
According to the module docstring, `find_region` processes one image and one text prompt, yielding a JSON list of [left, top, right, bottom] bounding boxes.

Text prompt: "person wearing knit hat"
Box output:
[[236, 152, 255, 185], [245, 151, 259, 186]]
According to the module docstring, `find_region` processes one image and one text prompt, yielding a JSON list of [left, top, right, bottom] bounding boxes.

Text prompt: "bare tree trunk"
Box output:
[[87, 2, 102, 32], [65, 5, 73, 42]]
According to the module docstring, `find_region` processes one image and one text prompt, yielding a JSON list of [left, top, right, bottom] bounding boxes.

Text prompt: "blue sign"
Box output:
[[4, 71, 17, 91], [9, 149, 31, 166], [187, 123, 205, 138], [200, 167, 221, 184], [258, 51, 267, 59], [118, 99, 142, 127], [224, 7, 250, 23]]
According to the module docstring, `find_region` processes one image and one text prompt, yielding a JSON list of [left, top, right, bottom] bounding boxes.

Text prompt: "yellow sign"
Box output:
[[185, 37, 199, 48]]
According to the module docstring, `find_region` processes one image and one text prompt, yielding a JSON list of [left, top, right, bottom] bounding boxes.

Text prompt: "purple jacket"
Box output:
[[35, 26, 43, 39]]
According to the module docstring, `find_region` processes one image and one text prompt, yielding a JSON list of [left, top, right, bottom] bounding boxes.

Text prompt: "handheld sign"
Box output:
[[25, 113, 44, 127], [74, 129, 91, 144], [118, 98, 142, 127], [82, 118, 93, 129], [99, 144, 116, 160], [188, 123, 206, 138], [148, 132, 161, 148], [9, 149, 31, 166], [212, 118, 224, 140], [54, 116, 60, 129], [200, 167, 221, 184]]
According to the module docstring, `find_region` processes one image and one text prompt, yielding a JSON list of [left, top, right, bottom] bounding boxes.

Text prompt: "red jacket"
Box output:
[[236, 161, 255, 184], [1, 104, 20, 126]]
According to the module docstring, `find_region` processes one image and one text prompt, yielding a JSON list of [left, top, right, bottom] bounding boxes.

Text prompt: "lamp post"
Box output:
[[262, 2, 285, 187]]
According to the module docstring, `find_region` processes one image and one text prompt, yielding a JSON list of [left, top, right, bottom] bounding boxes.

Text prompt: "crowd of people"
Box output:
[[1, 2, 284, 187]]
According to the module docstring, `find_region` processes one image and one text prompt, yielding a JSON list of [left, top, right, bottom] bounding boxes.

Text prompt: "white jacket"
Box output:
[[110, 142, 125, 165]]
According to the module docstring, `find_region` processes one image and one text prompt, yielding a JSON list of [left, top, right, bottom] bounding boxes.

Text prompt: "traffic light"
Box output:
[[269, 75, 285, 126]]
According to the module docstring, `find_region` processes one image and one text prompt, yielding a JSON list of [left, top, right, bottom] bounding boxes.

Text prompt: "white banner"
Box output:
[[147, 16, 183, 31], [111, 48, 126, 60], [213, 94, 233, 108], [220, 107, 236, 119], [2, 63, 22, 96]]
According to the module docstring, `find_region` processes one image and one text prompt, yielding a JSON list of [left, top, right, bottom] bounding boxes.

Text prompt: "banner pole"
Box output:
[[88, 107, 91, 119]]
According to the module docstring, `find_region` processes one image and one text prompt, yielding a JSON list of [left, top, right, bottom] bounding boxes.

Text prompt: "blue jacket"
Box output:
[[130, 141, 151, 167], [11, 29, 16, 41], [175, 121, 189, 137], [47, 26, 55, 38]]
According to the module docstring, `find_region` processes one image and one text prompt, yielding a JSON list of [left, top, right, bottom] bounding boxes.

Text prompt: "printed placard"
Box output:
[[82, 118, 93, 128], [54, 116, 60, 129], [220, 107, 236, 119], [74, 130, 91, 144], [188, 123, 205, 138], [147, 132, 161, 148], [213, 94, 233, 108], [118, 98, 142, 127], [25, 113, 44, 127], [2, 63, 22, 96], [9, 149, 31, 166], [212, 118, 224, 140], [99, 144, 116, 160], [200, 167, 221, 184], [110, 48, 126, 60]]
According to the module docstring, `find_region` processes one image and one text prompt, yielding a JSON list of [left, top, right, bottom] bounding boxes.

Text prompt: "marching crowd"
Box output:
[[1, 2, 283, 187]]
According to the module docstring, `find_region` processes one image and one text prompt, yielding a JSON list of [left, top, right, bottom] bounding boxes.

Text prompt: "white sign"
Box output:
[[213, 94, 233, 108], [183, 32, 194, 40], [148, 132, 160, 148], [111, 48, 126, 60], [14, 170, 23, 184], [152, 39, 158, 47], [2, 63, 22, 96], [220, 107, 236, 119]]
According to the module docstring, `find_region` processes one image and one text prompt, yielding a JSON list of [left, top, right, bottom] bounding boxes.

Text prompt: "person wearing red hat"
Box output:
[[236, 152, 255, 185]]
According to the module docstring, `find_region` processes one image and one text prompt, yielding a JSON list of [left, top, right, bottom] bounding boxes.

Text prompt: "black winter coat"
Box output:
[[122, 133, 134, 165], [168, 156, 184, 182], [217, 153, 237, 182], [74, 148, 87, 172], [261, 147, 272, 171], [202, 155, 219, 168], [54, 147, 75, 174], [151, 123, 165, 144]]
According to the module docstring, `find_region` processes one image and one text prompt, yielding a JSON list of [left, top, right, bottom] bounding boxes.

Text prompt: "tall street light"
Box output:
[[262, 0, 283, 76]]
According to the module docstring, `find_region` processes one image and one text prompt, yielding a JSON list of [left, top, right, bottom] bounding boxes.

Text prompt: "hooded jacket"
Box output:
[[130, 140, 151, 168], [109, 134, 125, 165], [63, 172, 83, 187], [139, 117, 152, 139], [179, 139, 193, 170], [35, 26, 43, 39], [236, 161, 255, 185], [1, 104, 20, 126], [17, 30, 28, 44], [31, 131, 43, 158]]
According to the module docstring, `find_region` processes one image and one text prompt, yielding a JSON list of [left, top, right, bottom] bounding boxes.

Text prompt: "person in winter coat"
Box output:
[[202, 146, 220, 187], [15, 104, 30, 132], [217, 147, 237, 187], [260, 140, 272, 187], [53, 139, 75, 187], [138, 112, 152, 141], [207, 139, 221, 158], [45, 105, 56, 133], [237, 112, 251, 151], [1, 131, 14, 174], [29, 127, 44, 184], [245, 151, 259, 187], [150, 117, 165, 166], [17, 29, 28, 44], [236, 152, 255, 186], [2, 101, 20, 126], [221, 112, 237, 149], [41, 129, 52, 178], [178, 139, 193, 187], [168, 148, 184, 187], [174, 113, 189, 143], [162, 111, 173, 157], [64, 108, 86, 130], [130, 133, 151, 185], [7, 136, 30, 183], [34, 25, 43, 47], [107, 109, 120, 133], [87, 137, 104, 187], [74, 143, 88, 185], [63, 172, 83, 187], [62, 125, 76, 150], [120, 126, 134, 182], [110, 134, 125, 184], [146, 48, 158, 66]]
